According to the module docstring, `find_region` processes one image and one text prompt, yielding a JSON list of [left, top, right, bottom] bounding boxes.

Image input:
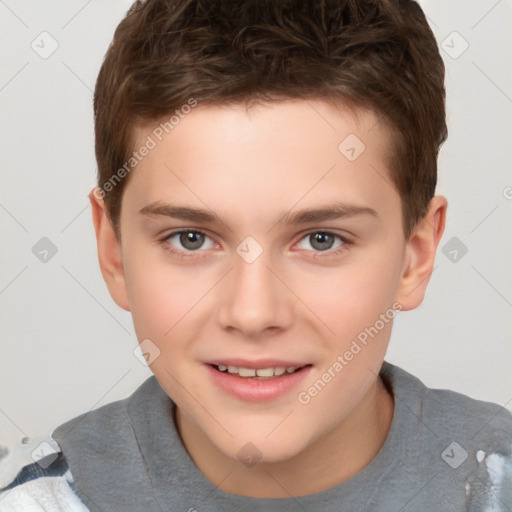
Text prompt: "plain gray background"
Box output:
[[1, 0, 511, 453]]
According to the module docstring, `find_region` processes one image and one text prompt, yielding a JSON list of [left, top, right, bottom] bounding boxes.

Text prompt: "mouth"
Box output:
[[205, 361, 313, 401], [210, 363, 309, 380]]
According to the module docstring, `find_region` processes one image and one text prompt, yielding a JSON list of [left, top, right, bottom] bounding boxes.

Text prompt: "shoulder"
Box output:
[[50, 376, 162, 461], [381, 361, 512, 509], [0, 436, 89, 511], [425, 382, 512, 443], [51, 376, 159, 440], [0, 378, 161, 511], [382, 360, 512, 445]]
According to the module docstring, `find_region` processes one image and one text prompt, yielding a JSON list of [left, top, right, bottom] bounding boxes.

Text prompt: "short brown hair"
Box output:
[[94, 0, 447, 239]]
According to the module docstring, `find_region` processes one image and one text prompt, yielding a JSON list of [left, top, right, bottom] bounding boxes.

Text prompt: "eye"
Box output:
[[296, 231, 347, 254], [162, 229, 216, 254]]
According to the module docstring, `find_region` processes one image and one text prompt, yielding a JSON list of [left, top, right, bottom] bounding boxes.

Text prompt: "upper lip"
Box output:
[[205, 359, 311, 369]]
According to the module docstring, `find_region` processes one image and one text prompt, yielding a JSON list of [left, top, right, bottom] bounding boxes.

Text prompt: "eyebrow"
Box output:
[[139, 203, 226, 224], [279, 202, 378, 224], [138, 201, 378, 226]]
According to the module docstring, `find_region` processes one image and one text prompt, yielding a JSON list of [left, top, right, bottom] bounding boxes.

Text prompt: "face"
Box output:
[[104, 100, 420, 463]]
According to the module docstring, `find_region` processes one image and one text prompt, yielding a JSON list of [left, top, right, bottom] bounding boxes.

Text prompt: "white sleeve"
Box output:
[[0, 476, 89, 512], [0, 436, 63, 490], [0, 436, 89, 512]]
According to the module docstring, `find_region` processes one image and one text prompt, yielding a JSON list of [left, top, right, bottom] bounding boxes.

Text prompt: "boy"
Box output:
[[1, 0, 511, 510]]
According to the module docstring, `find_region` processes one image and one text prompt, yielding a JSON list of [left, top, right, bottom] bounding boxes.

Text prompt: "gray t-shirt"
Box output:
[[8, 361, 512, 511]]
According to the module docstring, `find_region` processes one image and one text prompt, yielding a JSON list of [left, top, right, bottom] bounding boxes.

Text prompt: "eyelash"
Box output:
[[158, 229, 351, 260]]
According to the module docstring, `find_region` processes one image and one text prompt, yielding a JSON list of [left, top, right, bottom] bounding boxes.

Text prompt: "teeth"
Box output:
[[238, 367, 256, 377], [256, 368, 274, 377], [215, 365, 302, 378]]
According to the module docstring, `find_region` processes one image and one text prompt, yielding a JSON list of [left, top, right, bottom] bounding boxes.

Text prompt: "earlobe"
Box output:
[[89, 188, 131, 312], [396, 196, 447, 311]]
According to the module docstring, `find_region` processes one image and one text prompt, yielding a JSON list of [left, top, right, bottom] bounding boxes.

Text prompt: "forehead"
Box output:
[[125, 99, 399, 225], [133, 98, 390, 161]]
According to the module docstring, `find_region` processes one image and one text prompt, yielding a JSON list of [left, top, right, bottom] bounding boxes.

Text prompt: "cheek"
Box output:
[[123, 248, 207, 342], [295, 246, 403, 345]]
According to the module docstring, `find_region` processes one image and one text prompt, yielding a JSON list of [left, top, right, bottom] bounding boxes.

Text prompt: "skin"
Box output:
[[89, 99, 447, 498]]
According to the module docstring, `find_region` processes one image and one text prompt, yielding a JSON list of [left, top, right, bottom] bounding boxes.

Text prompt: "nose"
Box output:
[[217, 248, 294, 339]]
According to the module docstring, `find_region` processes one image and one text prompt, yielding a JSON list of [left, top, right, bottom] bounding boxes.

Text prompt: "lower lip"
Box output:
[[205, 364, 312, 402]]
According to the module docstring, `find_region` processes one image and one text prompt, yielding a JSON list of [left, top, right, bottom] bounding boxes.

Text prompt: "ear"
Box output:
[[89, 188, 130, 311], [396, 195, 447, 311]]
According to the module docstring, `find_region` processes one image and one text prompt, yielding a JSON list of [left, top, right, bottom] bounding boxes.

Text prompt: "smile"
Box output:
[[213, 364, 305, 379], [205, 363, 313, 401]]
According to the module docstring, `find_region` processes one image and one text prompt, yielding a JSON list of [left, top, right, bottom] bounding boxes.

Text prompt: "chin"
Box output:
[[216, 425, 313, 467]]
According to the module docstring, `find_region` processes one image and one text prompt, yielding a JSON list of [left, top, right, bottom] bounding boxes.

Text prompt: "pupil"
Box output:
[[311, 233, 333, 251], [181, 231, 204, 250]]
